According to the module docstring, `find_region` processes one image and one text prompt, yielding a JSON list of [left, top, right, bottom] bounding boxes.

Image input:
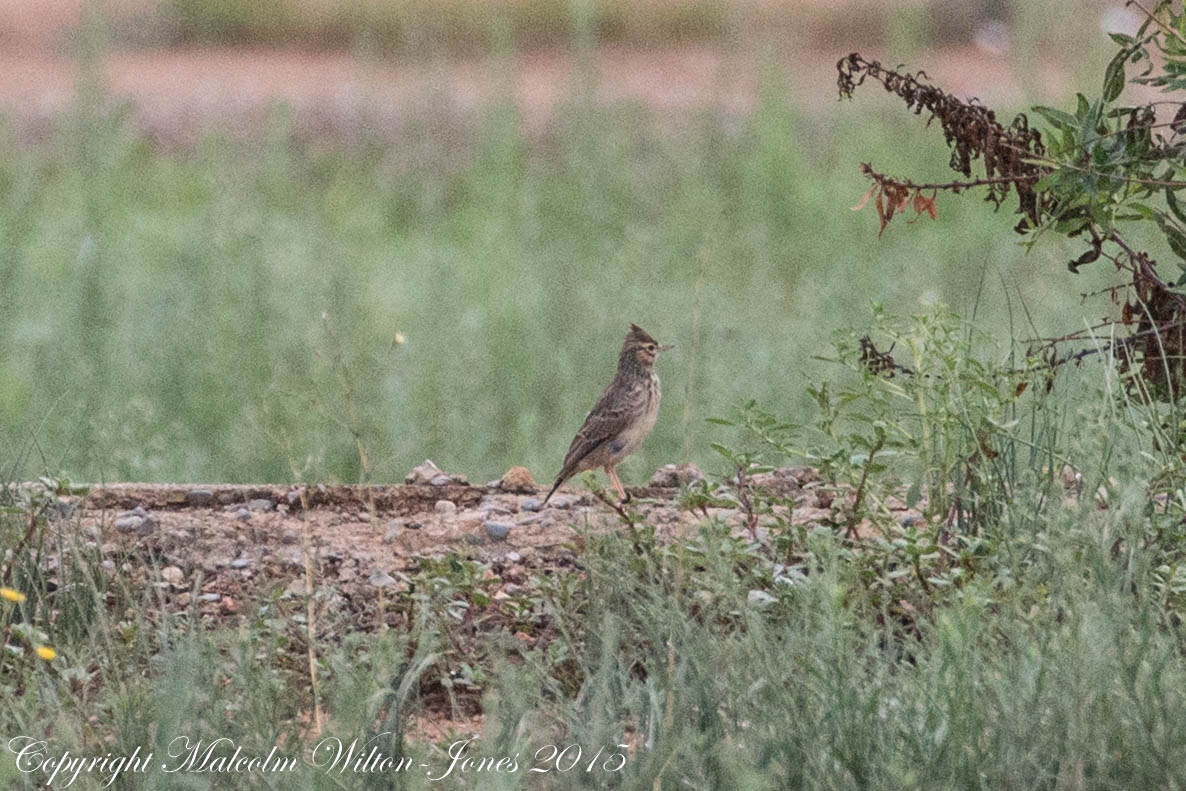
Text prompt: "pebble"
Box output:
[[230, 557, 250, 569], [521, 498, 542, 512], [369, 571, 396, 588], [281, 528, 299, 545], [198, 593, 221, 603], [357, 511, 371, 522], [747, 590, 777, 609], [484, 521, 513, 541], [648, 463, 705, 488], [429, 475, 452, 487], [248, 498, 275, 512], [435, 500, 457, 515], [235, 508, 251, 522], [505, 551, 522, 563], [161, 566, 184, 586], [286, 489, 303, 507], [186, 489, 214, 507], [383, 522, 402, 544], [406, 459, 444, 484], [114, 515, 144, 532], [547, 494, 577, 510]]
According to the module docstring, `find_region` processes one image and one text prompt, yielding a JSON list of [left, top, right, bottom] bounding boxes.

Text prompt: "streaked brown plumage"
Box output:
[[544, 323, 672, 504]]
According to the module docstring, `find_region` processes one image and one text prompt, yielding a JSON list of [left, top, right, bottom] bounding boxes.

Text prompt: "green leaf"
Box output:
[[1168, 188, 1186, 226], [1103, 49, 1128, 103], [1032, 105, 1077, 132], [1155, 210, 1186, 262], [704, 417, 734, 426], [1108, 32, 1135, 46], [710, 442, 734, 459], [1100, 48, 1129, 103]]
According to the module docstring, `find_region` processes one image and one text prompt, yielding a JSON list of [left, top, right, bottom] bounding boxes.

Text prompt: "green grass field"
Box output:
[[0, 62, 1116, 487]]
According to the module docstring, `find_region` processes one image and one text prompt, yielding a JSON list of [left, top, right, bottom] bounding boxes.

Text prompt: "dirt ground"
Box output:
[[48, 461, 904, 615]]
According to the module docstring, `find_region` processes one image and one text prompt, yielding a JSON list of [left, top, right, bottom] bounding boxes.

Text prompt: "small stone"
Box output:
[[547, 494, 577, 510], [357, 511, 371, 522], [478, 496, 514, 515], [286, 488, 303, 507], [177, 592, 191, 606], [248, 498, 275, 512], [235, 508, 251, 522], [132, 506, 149, 518], [198, 593, 221, 603], [429, 475, 452, 487], [500, 466, 536, 493], [186, 489, 214, 507], [281, 528, 299, 544], [465, 532, 486, 545], [521, 498, 542, 512], [161, 566, 184, 586], [406, 459, 444, 484], [505, 551, 522, 563], [485, 521, 513, 541], [114, 515, 144, 533], [230, 557, 250, 569], [648, 463, 705, 488], [747, 590, 777, 609], [435, 500, 456, 515], [383, 522, 402, 543], [101, 559, 116, 572], [749, 468, 803, 499], [369, 571, 397, 588]]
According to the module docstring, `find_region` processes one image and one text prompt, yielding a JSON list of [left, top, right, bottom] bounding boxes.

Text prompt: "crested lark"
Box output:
[[544, 323, 672, 504]]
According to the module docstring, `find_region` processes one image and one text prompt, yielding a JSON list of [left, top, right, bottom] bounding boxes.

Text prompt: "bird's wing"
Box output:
[[556, 378, 641, 479]]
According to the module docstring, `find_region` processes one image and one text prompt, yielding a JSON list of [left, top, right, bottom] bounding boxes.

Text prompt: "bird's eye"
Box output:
[[647, 344, 656, 352]]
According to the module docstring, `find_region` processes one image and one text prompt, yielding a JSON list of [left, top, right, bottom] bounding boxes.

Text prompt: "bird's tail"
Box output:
[[542, 477, 563, 505]]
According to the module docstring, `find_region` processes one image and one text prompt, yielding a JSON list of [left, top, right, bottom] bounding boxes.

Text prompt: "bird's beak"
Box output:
[[659, 343, 674, 353]]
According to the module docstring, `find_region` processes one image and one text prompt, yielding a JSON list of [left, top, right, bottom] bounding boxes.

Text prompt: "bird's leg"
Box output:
[[605, 465, 628, 502]]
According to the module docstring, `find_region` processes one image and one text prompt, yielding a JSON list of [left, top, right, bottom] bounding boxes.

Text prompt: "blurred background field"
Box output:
[[0, 0, 1141, 484]]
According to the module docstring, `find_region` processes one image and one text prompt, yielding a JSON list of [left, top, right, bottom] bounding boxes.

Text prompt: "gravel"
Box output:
[[484, 521, 512, 541]]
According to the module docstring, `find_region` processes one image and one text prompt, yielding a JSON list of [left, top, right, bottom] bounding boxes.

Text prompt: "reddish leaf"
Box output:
[[851, 186, 875, 212], [913, 192, 938, 219]]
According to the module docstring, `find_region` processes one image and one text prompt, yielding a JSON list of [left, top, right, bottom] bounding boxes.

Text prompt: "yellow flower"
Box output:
[[0, 587, 26, 603], [35, 645, 56, 661]]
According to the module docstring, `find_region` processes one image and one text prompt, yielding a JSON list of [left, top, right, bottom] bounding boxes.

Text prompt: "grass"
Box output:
[[0, 58, 1120, 488], [7, 304, 1186, 787]]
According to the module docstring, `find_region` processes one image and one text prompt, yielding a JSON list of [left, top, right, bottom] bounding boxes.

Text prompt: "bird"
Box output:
[[543, 323, 672, 505]]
